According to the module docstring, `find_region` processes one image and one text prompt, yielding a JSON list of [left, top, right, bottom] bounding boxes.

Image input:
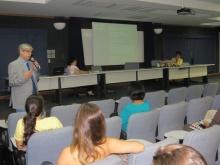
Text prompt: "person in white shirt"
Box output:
[[67, 58, 94, 96]]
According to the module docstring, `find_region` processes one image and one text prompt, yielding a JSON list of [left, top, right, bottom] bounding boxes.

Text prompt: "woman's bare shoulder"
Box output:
[[57, 147, 74, 165]]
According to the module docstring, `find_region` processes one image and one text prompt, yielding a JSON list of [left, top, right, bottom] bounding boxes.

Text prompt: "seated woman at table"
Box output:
[[66, 58, 89, 74], [66, 58, 94, 96], [57, 103, 144, 165], [171, 51, 183, 66], [152, 144, 207, 165], [119, 82, 151, 132], [14, 94, 63, 150]]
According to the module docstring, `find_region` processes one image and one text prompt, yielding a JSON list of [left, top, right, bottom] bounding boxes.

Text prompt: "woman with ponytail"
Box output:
[[14, 94, 63, 150]]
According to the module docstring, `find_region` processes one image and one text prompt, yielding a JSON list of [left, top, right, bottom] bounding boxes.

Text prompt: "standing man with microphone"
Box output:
[[8, 43, 41, 112]]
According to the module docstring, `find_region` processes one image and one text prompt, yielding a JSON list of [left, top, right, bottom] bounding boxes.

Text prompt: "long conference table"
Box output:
[[37, 64, 214, 104]]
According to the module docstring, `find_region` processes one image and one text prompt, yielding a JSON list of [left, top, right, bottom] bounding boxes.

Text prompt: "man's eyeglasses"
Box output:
[[23, 50, 33, 53]]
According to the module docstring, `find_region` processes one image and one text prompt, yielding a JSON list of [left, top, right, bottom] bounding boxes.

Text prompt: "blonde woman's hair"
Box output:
[[70, 103, 106, 165]]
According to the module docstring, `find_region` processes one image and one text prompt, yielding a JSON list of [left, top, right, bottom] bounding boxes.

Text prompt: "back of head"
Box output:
[[71, 103, 106, 164], [152, 144, 207, 165], [127, 82, 145, 100], [23, 94, 44, 146]]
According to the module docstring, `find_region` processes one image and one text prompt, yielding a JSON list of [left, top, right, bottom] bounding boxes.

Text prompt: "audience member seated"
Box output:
[[171, 51, 183, 66], [186, 109, 220, 131], [14, 94, 63, 150], [152, 144, 207, 165], [204, 109, 220, 128], [119, 82, 151, 132], [57, 103, 144, 165], [66, 57, 94, 96]]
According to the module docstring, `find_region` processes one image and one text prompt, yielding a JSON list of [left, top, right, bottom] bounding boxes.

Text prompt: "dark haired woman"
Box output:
[[171, 51, 183, 66], [119, 82, 151, 132], [14, 94, 63, 150], [57, 103, 144, 165], [67, 58, 89, 74], [66, 58, 94, 96]]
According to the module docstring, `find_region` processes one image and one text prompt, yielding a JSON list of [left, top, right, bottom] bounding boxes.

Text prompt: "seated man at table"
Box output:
[[171, 51, 183, 66]]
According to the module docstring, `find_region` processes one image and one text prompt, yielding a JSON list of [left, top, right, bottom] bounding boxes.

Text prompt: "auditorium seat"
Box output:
[[167, 87, 187, 105], [14, 126, 73, 165], [8, 112, 26, 152], [50, 104, 81, 127], [126, 110, 160, 143], [202, 82, 219, 97], [144, 90, 166, 109], [185, 85, 204, 102], [210, 94, 220, 110], [156, 101, 188, 141], [128, 137, 179, 165], [186, 96, 213, 124], [105, 116, 122, 139], [89, 99, 115, 118], [117, 96, 132, 115], [183, 125, 220, 165]]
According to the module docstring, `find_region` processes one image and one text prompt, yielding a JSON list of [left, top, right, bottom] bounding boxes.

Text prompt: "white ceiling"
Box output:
[[0, 0, 220, 27]]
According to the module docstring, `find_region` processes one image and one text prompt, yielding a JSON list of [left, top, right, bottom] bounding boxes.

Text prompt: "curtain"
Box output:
[[0, 28, 47, 90], [143, 23, 155, 68], [69, 17, 85, 69]]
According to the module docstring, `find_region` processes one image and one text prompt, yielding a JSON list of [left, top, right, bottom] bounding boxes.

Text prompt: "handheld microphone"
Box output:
[[29, 57, 41, 72]]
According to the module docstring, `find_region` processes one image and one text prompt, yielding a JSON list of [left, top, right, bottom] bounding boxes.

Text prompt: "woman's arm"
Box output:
[[107, 138, 144, 154], [74, 69, 89, 74], [15, 140, 26, 150]]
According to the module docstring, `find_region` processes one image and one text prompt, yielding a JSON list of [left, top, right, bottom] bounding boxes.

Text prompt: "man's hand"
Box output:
[[23, 69, 33, 79], [33, 60, 41, 69]]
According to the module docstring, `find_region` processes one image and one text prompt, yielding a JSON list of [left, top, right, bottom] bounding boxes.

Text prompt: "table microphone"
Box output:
[[29, 57, 41, 72]]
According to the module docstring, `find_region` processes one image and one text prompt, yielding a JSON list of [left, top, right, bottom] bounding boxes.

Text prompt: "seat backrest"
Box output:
[[88, 155, 122, 165], [50, 104, 81, 127], [202, 82, 219, 97], [105, 116, 122, 139], [185, 85, 204, 102], [127, 110, 160, 143], [64, 67, 71, 75], [26, 126, 73, 165], [186, 96, 213, 124], [124, 62, 139, 70], [8, 112, 26, 151], [144, 90, 166, 109], [167, 87, 187, 105], [183, 125, 220, 165], [210, 94, 220, 110], [157, 101, 188, 140], [128, 137, 179, 165], [91, 66, 103, 71], [117, 96, 132, 115], [89, 99, 115, 118], [151, 60, 161, 67]]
